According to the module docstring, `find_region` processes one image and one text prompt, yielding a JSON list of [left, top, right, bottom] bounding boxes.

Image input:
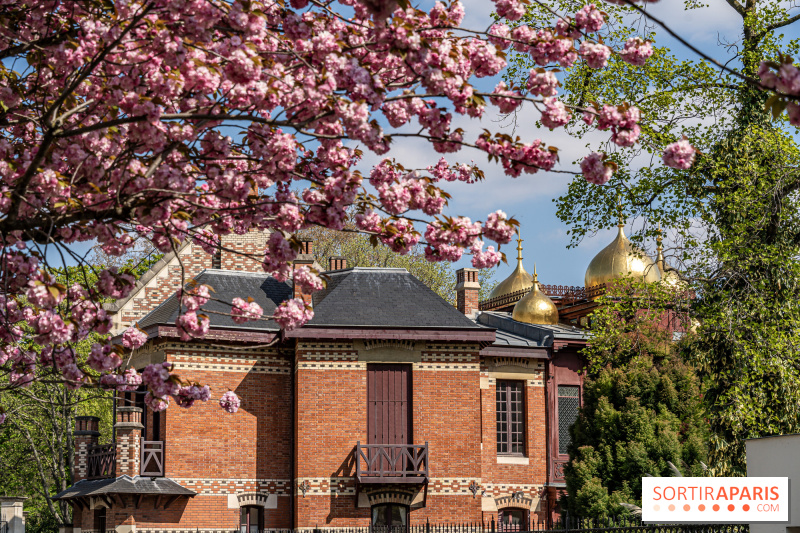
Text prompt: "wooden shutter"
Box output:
[[367, 364, 412, 445]]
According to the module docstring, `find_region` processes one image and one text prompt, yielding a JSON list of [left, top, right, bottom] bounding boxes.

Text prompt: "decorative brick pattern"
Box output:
[[173, 478, 291, 495]]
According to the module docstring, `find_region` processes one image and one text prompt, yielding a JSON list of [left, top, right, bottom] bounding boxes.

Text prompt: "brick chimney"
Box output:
[[455, 268, 480, 316], [292, 238, 315, 306], [114, 406, 144, 478], [73, 416, 100, 482], [329, 256, 347, 271]]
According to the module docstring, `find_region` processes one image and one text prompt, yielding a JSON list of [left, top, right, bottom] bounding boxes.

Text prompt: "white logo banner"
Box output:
[[642, 477, 788, 523]]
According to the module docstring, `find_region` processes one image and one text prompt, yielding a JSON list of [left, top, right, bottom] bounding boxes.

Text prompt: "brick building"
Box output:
[[56, 224, 677, 533]]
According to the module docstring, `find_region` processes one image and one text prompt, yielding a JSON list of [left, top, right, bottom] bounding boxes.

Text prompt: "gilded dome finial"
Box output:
[[486, 228, 533, 300], [616, 194, 625, 228], [512, 262, 559, 325]]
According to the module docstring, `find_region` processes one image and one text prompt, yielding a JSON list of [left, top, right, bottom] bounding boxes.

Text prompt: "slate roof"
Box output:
[[53, 476, 195, 500], [137, 270, 292, 331], [476, 311, 588, 348], [307, 267, 482, 329]]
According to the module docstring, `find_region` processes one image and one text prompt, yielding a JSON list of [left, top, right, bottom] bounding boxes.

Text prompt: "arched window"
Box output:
[[371, 503, 408, 532], [498, 508, 527, 532], [240, 506, 263, 533]]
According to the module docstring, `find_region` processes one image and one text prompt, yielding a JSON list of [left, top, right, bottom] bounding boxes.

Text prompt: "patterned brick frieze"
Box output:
[[172, 478, 291, 495], [480, 483, 544, 497], [297, 341, 358, 360], [294, 477, 356, 496], [296, 361, 367, 370], [413, 362, 480, 372], [290, 478, 485, 497]]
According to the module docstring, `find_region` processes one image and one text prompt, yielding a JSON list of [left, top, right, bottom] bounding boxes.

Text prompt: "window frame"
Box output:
[[498, 507, 528, 532], [239, 505, 263, 533], [370, 503, 409, 529], [557, 384, 581, 456], [496, 379, 526, 456]]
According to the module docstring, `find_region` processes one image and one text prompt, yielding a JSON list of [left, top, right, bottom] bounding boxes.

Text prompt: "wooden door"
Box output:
[[367, 364, 412, 474]]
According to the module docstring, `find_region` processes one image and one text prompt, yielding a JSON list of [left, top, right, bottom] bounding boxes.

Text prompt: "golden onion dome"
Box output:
[[656, 234, 685, 289], [488, 234, 533, 300], [512, 265, 559, 325], [585, 224, 661, 288]]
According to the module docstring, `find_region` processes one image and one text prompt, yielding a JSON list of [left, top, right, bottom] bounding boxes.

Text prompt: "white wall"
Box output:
[[746, 434, 800, 533]]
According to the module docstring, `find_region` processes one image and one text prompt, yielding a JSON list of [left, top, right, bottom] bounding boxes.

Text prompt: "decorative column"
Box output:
[[0, 497, 27, 533], [114, 406, 144, 478], [73, 416, 100, 483], [455, 267, 480, 316]]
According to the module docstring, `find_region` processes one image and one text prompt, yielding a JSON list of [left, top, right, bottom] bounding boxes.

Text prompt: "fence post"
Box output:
[[491, 517, 495, 533]]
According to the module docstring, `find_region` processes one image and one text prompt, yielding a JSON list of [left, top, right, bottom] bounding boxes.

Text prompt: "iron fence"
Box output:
[[0, 520, 7, 533], [229, 519, 748, 533]]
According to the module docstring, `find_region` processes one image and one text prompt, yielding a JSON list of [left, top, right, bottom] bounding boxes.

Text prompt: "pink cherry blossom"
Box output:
[[231, 297, 264, 324], [788, 102, 800, 127], [273, 298, 314, 330], [122, 327, 148, 349], [0, 0, 662, 402], [293, 267, 324, 294], [471, 243, 502, 269], [541, 98, 571, 128], [219, 391, 241, 414], [0, 413, 6, 424], [581, 152, 614, 185], [663, 140, 697, 170], [574, 4, 605, 33], [620, 38, 654, 66], [527, 70, 559, 97], [483, 211, 516, 244], [580, 41, 611, 69]]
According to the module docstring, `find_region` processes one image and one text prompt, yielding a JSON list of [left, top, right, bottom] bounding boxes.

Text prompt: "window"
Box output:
[[371, 503, 408, 529], [496, 380, 525, 455], [240, 506, 263, 533], [499, 508, 527, 532], [93, 507, 106, 533], [557, 385, 580, 455]]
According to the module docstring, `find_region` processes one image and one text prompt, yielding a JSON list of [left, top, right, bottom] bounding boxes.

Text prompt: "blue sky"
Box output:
[[366, 0, 791, 289]]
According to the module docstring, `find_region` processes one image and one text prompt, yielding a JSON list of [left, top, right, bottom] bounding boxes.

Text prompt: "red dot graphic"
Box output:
[[728, 504, 735, 512], [698, 504, 706, 512], [713, 504, 720, 512], [683, 504, 691, 511], [743, 504, 750, 512], [668, 504, 676, 512]]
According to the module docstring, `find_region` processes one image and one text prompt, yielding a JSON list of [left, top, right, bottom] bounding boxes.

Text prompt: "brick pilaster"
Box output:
[[114, 406, 144, 478], [73, 416, 100, 482], [455, 267, 480, 316]]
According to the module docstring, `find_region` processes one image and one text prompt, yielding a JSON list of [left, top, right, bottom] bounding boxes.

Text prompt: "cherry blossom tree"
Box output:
[[2, 0, 790, 416]]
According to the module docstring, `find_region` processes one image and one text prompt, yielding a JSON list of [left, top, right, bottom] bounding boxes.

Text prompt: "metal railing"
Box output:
[[141, 440, 165, 476], [87, 443, 116, 480], [355, 442, 429, 481], [224, 520, 748, 533], [478, 284, 607, 311]]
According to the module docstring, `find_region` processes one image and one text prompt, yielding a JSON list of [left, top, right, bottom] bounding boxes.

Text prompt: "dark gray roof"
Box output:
[[308, 267, 482, 329], [137, 270, 292, 331], [53, 476, 195, 500], [477, 311, 588, 348]]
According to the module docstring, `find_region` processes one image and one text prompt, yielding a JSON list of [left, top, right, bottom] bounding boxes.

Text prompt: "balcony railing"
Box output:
[[355, 442, 428, 483], [87, 443, 116, 480], [141, 440, 165, 477]]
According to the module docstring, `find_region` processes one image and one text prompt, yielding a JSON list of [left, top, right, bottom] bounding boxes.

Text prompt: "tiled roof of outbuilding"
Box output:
[[135, 267, 483, 332], [307, 267, 480, 329], [137, 269, 292, 331], [53, 476, 195, 500]]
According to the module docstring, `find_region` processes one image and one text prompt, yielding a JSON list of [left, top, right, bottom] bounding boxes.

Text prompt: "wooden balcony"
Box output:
[[87, 443, 115, 480], [141, 440, 164, 477], [355, 442, 429, 484]]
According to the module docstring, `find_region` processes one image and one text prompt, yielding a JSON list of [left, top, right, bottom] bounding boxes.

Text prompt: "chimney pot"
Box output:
[[329, 256, 347, 271], [455, 267, 481, 316]]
